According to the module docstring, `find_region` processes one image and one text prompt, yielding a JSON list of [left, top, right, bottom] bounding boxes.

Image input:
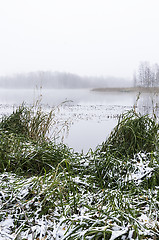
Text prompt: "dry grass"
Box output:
[[91, 86, 159, 93]]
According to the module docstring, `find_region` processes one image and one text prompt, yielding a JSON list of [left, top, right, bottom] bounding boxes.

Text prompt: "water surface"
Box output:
[[0, 88, 154, 152]]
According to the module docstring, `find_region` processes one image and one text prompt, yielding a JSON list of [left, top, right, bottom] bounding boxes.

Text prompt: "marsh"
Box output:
[[0, 88, 157, 152]]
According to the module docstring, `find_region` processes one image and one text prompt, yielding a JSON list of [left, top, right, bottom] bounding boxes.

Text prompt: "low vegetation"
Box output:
[[101, 110, 158, 157], [0, 104, 159, 239], [92, 86, 159, 93], [0, 104, 71, 175]]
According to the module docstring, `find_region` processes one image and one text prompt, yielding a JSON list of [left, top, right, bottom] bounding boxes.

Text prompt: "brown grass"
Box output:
[[91, 86, 159, 93]]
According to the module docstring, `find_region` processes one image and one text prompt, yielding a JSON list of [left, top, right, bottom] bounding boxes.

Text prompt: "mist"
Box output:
[[0, 71, 132, 89]]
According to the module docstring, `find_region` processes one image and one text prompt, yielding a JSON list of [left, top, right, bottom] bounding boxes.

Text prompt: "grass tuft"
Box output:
[[101, 110, 159, 157], [0, 103, 55, 142], [0, 105, 159, 239], [0, 103, 72, 175]]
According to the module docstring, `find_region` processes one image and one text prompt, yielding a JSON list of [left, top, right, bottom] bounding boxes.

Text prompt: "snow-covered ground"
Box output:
[[0, 152, 159, 239]]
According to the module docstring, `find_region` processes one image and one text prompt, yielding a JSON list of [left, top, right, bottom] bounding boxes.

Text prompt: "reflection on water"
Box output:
[[0, 88, 157, 152], [0, 88, 136, 106], [65, 119, 117, 152], [137, 92, 159, 116]]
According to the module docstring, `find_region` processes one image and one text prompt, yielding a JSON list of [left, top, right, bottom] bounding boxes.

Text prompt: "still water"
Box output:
[[0, 88, 156, 152]]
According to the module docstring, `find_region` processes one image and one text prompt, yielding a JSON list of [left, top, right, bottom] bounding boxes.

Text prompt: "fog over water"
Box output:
[[0, 87, 149, 153], [0, 0, 159, 151], [0, 71, 132, 89], [1, 0, 159, 80]]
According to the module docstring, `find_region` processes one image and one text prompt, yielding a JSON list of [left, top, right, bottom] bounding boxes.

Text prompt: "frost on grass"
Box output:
[[0, 150, 159, 240], [0, 107, 159, 239]]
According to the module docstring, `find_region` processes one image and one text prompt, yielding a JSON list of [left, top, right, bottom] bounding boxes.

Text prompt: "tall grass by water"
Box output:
[[0, 104, 159, 239]]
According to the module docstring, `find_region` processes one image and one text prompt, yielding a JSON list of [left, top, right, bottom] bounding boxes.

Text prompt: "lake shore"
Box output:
[[91, 86, 159, 93]]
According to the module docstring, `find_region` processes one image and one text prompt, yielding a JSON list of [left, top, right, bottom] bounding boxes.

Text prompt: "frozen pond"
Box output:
[[0, 88, 156, 152]]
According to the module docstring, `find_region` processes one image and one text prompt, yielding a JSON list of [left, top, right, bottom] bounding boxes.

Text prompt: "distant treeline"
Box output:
[[0, 71, 131, 89]]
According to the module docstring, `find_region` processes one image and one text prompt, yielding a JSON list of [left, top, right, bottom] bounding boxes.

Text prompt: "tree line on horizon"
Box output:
[[134, 61, 159, 88], [0, 71, 130, 89]]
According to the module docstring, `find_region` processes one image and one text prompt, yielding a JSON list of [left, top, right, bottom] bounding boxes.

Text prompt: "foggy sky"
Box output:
[[0, 0, 159, 80]]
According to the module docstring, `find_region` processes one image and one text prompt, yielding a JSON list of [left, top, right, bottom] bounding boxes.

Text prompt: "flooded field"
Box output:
[[0, 88, 157, 152]]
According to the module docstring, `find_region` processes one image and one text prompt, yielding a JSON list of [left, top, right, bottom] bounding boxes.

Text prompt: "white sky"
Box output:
[[0, 0, 159, 79]]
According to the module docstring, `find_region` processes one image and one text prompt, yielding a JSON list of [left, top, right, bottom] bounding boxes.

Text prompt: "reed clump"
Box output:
[[0, 104, 72, 175], [89, 109, 159, 189], [0, 105, 159, 239], [101, 110, 159, 157], [0, 103, 56, 142]]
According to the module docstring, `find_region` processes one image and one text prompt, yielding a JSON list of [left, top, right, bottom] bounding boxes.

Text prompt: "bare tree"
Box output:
[[135, 62, 159, 87]]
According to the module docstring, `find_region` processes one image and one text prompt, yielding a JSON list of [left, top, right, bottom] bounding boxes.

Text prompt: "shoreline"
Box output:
[[91, 87, 159, 93]]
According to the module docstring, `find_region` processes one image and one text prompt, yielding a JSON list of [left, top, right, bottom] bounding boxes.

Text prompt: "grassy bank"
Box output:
[[0, 104, 159, 239], [91, 86, 159, 93]]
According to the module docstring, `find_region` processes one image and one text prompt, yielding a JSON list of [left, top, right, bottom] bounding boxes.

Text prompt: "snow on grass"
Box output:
[[0, 150, 159, 240], [0, 107, 159, 239]]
